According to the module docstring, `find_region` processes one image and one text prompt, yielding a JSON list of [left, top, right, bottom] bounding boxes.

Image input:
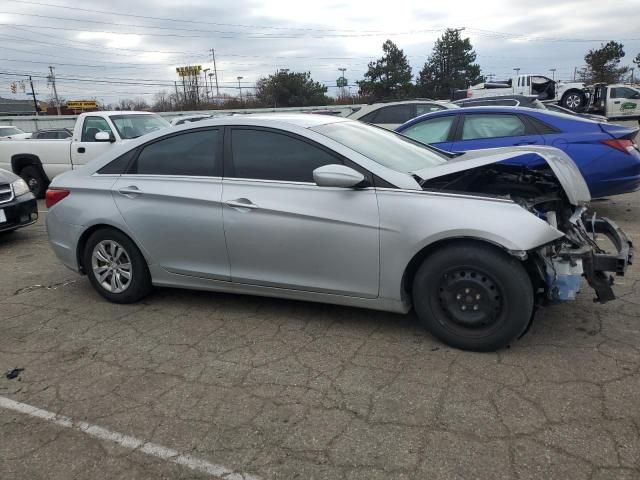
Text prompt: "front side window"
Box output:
[[127, 130, 219, 176], [611, 87, 640, 99], [109, 114, 169, 139], [81, 116, 113, 142], [462, 114, 526, 140], [374, 104, 413, 124], [230, 129, 339, 182], [402, 116, 456, 144]]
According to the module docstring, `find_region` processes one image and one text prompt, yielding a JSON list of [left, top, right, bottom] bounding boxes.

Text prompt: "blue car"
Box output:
[[396, 106, 640, 198]]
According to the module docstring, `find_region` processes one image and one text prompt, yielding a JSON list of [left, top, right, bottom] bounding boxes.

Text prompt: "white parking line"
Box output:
[[0, 395, 260, 480]]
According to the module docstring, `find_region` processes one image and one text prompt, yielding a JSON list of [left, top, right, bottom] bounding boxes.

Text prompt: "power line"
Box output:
[[4, 0, 385, 34]]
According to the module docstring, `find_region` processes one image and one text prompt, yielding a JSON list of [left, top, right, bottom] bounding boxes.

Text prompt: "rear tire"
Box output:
[[412, 243, 533, 352], [561, 91, 585, 111], [83, 228, 152, 303], [19, 165, 47, 199]]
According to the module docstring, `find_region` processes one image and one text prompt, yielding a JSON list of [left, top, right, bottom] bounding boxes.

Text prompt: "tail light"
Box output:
[[601, 139, 636, 154], [45, 188, 70, 208]]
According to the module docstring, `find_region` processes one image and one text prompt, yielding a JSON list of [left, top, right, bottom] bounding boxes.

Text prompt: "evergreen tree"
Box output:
[[579, 41, 629, 84], [255, 70, 329, 107], [416, 28, 483, 99], [357, 40, 413, 100]]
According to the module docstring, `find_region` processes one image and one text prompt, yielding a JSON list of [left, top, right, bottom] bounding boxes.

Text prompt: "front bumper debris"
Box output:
[[559, 216, 633, 303]]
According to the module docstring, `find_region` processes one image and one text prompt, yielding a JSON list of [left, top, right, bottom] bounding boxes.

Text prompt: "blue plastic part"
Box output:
[[546, 271, 582, 301]]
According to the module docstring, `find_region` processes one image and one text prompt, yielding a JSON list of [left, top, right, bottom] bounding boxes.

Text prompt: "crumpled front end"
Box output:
[[531, 207, 633, 303]]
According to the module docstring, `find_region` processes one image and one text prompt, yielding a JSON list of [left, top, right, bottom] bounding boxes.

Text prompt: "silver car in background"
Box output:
[[45, 114, 632, 351]]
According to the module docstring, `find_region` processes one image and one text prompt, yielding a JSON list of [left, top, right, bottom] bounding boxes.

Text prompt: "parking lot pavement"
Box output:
[[1, 196, 639, 480]]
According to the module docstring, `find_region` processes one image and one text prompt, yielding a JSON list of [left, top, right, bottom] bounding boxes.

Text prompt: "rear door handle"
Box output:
[[514, 141, 537, 145], [225, 198, 258, 210], [77, 147, 85, 153], [118, 186, 142, 196]]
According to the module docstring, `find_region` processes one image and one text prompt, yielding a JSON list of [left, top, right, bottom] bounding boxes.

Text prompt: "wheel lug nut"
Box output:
[[465, 288, 470, 294], [473, 305, 479, 310], [456, 294, 462, 300], [461, 305, 467, 311], [476, 294, 481, 300]]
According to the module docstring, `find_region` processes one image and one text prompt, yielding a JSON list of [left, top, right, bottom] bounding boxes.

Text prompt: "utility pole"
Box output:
[[210, 48, 220, 97], [48, 66, 61, 115], [237, 76, 244, 103], [28, 76, 38, 116], [550, 68, 556, 81], [174, 81, 179, 107], [203, 68, 210, 100], [574, 66, 577, 82]]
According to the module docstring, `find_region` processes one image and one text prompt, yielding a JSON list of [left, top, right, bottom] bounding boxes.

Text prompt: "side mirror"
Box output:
[[313, 164, 366, 188], [95, 131, 115, 143]]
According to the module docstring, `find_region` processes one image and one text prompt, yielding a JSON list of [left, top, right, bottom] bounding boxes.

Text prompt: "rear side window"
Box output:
[[526, 116, 559, 134], [462, 114, 526, 140], [98, 149, 136, 175], [611, 87, 640, 99], [416, 103, 446, 115], [230, 129, 340, 182], [127, 130, 220, 176], [402, 116, 456, 144], [374, 104, 413, 124]]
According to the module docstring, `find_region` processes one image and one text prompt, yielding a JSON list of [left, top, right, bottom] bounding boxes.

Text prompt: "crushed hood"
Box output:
[[412, 146, 591, 206]]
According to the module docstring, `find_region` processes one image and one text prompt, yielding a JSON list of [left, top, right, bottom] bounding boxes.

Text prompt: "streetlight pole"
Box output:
[[237, 76, 244, 104], [550, 68, 556, 81], [338, 67, 347, 98]]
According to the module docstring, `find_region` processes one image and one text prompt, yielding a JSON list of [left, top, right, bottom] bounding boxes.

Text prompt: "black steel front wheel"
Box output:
[[412, 242, 533, 351]]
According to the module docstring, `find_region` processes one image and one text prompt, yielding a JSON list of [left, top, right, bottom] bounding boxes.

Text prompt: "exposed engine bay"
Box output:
[[420, 163, 634, 303]]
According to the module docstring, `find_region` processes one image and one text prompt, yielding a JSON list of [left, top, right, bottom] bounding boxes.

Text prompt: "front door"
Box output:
[[112, 128, 230, 281], [222, 127, 380, 298], [608, 86, 640, 118], [70, 116, 117, 167]]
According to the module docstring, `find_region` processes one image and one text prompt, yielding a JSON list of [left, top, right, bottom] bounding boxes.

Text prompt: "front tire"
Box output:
[[19, 165, 47, 199], [561, 91, 585, 111], [83, 228, 152, 303], [412, 243, 533, 351]]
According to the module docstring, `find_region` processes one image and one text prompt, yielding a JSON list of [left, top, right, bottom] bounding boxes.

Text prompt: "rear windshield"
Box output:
[[109, 114, 169, 139], [0, 127, 24, 136], [312, 121, 448, 174]]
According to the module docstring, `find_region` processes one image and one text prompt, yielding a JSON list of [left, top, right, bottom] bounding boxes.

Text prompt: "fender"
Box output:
[[11, 154, 49, 182]]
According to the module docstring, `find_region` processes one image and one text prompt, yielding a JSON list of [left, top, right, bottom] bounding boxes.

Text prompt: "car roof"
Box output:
[[180, 113, 351, 129]]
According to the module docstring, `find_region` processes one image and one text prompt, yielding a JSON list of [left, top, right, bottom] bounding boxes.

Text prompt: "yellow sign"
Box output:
[[67, 100, 97, 109], [176, 65, 202, 77]]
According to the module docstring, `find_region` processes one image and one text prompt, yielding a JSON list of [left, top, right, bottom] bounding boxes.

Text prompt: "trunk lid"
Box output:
[[599, 123, 639, 140], [411, 145, 591, 206]]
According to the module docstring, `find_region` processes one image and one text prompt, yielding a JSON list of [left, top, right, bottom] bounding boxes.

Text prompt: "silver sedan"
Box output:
[[45, 114, 632, 351]]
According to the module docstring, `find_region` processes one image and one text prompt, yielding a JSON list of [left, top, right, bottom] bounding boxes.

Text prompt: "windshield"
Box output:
[[0, 127, 24, 136], [311, 121, 448, 174], [109, 114, 169, 139]]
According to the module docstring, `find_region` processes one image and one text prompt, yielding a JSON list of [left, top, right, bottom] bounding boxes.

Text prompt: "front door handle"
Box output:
[[614, 101, 621, 104], [225, 198, 258, 210], [118, 186, 142, 196], [77, 147, 85, 153]]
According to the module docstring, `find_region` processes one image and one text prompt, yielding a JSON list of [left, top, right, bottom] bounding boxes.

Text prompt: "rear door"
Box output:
[[449, 113, 545, 151], [397, 113, 458, 151], [111, 128, 229, 280], [70, 116, 117, 167]]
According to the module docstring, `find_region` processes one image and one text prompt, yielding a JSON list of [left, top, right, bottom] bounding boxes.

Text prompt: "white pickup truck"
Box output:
[[586, 83, 640, 120], [0, 111, 170, 197], [459, 74, 589, 112]]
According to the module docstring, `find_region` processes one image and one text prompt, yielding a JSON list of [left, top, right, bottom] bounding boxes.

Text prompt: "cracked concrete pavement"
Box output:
[[1, 194, 639, 480]]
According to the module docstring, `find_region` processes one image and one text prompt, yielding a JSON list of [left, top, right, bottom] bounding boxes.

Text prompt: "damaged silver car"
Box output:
[[45, 115, 633, 351]]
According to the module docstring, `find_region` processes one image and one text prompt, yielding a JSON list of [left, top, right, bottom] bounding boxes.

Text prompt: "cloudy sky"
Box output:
[[1, 0, 639, 105]]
